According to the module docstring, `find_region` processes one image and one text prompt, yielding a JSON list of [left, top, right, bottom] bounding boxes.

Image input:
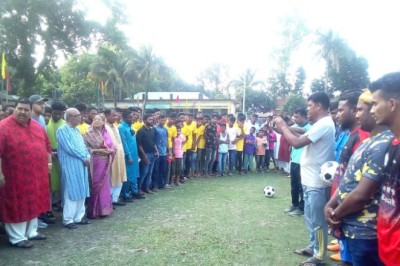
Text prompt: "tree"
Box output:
[[282, 94, 307, 116], [133, 45, 171, 108], [245, 88, 275, 115], [0, 0, 100, 96], [268, 16, 309, 97], [310, 78, 328, 94], [89, 45, 138, 106], [229, 68, 264, 113], [317, 31, 369, 94], [197, 64, 231, 99], [294, 67, 306, 92], [60, 53, 99, 106]]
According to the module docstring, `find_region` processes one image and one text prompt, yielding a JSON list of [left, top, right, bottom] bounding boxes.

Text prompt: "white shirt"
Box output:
[[244, 120, 260, 134], [226, 126, 240, 150], [300, 116, 335, 188]]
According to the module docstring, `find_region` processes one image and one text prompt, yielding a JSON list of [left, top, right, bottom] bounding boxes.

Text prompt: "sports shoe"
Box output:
[[288, 209, 304, 216], [330, 252, 341, 261], [284, 206, 297, 213], [165, 184, 171, 189]]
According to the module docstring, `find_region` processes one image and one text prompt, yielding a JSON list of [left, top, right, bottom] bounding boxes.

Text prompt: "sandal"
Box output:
[[11, 240, 33, 248], [299, 257, 326, 266], [75, 218, 91, 225], [294, 248, 313, 257]]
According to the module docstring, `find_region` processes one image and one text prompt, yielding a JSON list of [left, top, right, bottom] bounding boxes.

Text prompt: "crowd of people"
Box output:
[[0, 72, 399, 266], [0, 93, 289, 248]]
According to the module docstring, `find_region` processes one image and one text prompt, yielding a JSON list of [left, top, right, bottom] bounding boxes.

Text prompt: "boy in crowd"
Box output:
[[243, 127, 256, 173]]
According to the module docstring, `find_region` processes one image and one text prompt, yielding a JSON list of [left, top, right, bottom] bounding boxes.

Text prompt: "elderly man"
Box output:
[[0, 98, 52, 248], [104, 108, 127, 206], [57, 108, 91, 229]]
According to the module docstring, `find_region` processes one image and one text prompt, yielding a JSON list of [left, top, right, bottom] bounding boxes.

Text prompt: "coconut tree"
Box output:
[[134, 45, 169, 109], [229, 68, 264, 113], [89, 44, 137, 107]]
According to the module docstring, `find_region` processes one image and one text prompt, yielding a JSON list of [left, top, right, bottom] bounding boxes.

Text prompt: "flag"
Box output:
[[5, 71, 11, 92], [185, 99, 189, 109], [197, 101, 201, 112], [175, 95, 180, 102], [1, 53, 6, 80], [136, 93, 140, 102]]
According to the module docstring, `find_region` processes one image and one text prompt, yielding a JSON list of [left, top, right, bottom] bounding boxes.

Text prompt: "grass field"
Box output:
[[0, 172, 338, 266]]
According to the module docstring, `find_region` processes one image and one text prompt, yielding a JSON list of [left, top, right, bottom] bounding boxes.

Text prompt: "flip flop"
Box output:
[[294, 248, 313, 257]]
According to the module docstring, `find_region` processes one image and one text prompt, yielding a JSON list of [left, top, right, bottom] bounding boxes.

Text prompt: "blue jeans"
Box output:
[[153, 156, 167, 188], [139, 153, 155, 191], [205, 147, 216, 174], [303, 185, 330, 261], [191, 151, 197, 173], [218, 152, 228, 175], [346, 238, 383, 266], [184, 150, 193, 176], [228, 150, 236, 173], [122, 180, 138, 199]]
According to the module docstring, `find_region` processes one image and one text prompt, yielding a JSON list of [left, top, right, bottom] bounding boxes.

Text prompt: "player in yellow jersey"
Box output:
[[165, 113, 177, 186], [194, 116, 205, 176], [235, 114, 246, 174], [74, 103, 90, 136]]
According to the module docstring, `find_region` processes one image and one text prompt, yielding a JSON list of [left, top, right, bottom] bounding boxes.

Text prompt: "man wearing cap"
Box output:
[[0, 98, 52, 248], [29, 94, 48, 128]]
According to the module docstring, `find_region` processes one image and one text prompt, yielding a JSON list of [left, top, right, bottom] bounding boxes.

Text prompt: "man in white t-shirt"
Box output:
[[274, 92, 335, 266], [226, 116, 240, 176], [244, 114, 260, 134]]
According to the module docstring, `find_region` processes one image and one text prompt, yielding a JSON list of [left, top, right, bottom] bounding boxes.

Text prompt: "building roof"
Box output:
[[130, 91, 209, 100]]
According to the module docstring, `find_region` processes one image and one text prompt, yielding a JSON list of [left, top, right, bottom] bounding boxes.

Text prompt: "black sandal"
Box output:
[[11, 240, 33, 248], [75, 218, 90, 225]]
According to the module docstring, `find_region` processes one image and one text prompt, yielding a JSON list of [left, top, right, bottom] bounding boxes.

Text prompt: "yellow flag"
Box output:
[[197, 101, 201, 112], [1, 53, 6, 80], [185, 99, 189, 109]]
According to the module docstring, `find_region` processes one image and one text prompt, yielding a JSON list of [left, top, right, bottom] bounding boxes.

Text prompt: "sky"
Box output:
[[83, 0, 400, 85]]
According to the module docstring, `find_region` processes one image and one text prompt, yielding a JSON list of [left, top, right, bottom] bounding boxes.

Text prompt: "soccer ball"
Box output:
[[320, 161, 338, 186], [264, 186, 275, 197]]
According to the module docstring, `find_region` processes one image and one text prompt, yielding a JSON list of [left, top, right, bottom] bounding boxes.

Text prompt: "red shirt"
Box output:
[[0, 116, 51, 223], [378, 139, 400, 266]]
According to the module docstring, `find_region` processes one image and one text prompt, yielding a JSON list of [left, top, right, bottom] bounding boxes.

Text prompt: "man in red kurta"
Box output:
[[0, 98, 52, 248]]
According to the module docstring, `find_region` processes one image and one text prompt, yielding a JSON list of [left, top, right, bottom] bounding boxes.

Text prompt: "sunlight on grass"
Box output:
[[0, 172, 337, 265]]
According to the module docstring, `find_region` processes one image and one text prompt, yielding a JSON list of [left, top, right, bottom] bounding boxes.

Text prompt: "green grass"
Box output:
[[0, 172, 337, 266]]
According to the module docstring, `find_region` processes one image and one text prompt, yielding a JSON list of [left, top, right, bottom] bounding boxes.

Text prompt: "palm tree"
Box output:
[[316, 30, 357, 93], [229, 68, 264, 113], [134, 45, 168, 109], [89, 45, 137, 107]]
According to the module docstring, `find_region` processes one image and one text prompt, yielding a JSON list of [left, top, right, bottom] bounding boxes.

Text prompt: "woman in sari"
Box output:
[[84, 114, 116, 218]]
